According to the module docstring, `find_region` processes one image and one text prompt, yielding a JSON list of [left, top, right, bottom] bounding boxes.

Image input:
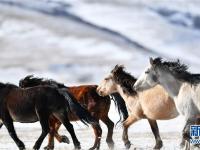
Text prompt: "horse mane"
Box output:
[[19, 75, 68, 88], [111, 65, 137, 96], [0, 82, 7, 88], [0, 82, 18, 89], [152, 57, 200, 84], [110, 92, 129, 124]]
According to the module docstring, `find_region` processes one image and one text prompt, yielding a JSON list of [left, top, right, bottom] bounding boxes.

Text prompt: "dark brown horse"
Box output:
[[0, 82, 98, 150], [19, 75, 128, 150]]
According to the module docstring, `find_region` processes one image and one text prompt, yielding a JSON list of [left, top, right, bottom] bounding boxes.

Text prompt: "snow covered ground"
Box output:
[[0, 0, 199, 149], [0, 124, 182, 150]]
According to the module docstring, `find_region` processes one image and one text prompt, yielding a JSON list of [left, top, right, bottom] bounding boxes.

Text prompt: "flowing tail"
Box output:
[[110, 93, 129, 125], [58, 88, 98, 126]]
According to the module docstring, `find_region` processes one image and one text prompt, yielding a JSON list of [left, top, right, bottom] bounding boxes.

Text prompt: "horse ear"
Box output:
[[119, 64, 125, 69], [112, 64, 124, 74], [24, 75, 33, 80], [149, 57, 154, 65], [112, 65, 119, 73], [115, 64, 119, 69]]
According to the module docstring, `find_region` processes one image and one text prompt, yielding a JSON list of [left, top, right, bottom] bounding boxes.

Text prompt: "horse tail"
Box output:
[[110, 93, 128, 125], [58, 89, 98, 126]]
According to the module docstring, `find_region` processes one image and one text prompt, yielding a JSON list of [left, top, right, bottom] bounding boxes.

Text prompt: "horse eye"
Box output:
[[152, 75, 158, 82], [105, 78, 109, 81], [145, 70, 150, 74]]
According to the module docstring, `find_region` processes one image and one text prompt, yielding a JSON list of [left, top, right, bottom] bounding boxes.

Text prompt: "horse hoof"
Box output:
[[33, 144, 41, 150], [107, 141, 114, 149], [180, 141, 185, 149], [89, 143, 100, 150], [60, 135, 70, 144], [89, 147, 96, 150], [125, 141, 131, 149], [44, 145, 54, 150], [74, 145, 81, 150], [18, 142, 25, 150], [194, 144, 200, 148], [153, 140, 163, 149], [19, 147, 25, 150]]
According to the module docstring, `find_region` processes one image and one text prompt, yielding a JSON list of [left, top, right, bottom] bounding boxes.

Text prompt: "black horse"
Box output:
[[0, 82, 98, 150]]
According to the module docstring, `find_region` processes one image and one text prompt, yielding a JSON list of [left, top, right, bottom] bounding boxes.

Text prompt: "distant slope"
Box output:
[[0, 0, 164, 56]]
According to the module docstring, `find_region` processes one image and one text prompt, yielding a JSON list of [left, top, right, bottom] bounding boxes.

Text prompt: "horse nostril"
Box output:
[[99, 91, 101, 95], [133, 85, 137, 91], [98, 91, 103, 96]]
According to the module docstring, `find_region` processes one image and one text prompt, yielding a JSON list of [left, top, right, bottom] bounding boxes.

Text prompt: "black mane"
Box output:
[[152, 57, 200, 84], [0, 82, 18, 89], [111, 65, 137, 96], [19, 75, 67, 88]]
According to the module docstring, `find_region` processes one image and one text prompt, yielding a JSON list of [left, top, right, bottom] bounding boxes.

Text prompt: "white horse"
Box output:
[[97, 65, 179, 149], [133, 57, 200, 149]]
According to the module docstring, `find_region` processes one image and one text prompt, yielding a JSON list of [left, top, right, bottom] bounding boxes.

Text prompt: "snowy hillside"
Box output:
[[0, 0, 199, 149], [0, 0, 200, 85]]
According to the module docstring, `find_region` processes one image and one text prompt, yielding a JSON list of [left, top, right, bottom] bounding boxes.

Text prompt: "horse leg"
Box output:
[[184, 141, 190, 150], [101, 116, 114, 149], [181, 118, 198, 150], [54, 111, 81, 149], [181, 117, 200, 149], [44, 118, 69, 150], [122, 115, 139, 149], [3, 115, 25, 150], [33, 112, 50, 150], [180, 121, 188, 149], [182, 117, 200, 149], [147, 119, 163, 149], [54, 121, 70, 143], [89, 120, 102, 150], [44, 117, 57, 150], [44, 129, 55, 150], [194, 117, 200, 148], [182, 118, 194, 144], [180, 137, 186, 149]]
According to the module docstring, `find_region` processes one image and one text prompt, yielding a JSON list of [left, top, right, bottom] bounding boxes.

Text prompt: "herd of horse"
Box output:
[[0, 57, 199, 150]]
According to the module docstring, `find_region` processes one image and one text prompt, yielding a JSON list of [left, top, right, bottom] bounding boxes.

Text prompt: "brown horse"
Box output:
[[0, 82, 98, 150], [96, 65, 179, 149], [19, 75, 128, 150]]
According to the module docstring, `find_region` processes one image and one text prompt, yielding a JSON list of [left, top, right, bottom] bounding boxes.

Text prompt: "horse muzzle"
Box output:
[[96, 88, 104, 96]]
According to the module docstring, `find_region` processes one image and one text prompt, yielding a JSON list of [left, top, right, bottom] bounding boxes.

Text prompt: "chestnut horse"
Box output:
[[0, 82, 98, 150], [19, 75, 128, 150], [96, 65, 179, 149]]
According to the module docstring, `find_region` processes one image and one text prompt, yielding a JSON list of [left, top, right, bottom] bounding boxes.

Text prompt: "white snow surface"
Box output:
[[0, 0, 199, 149]]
